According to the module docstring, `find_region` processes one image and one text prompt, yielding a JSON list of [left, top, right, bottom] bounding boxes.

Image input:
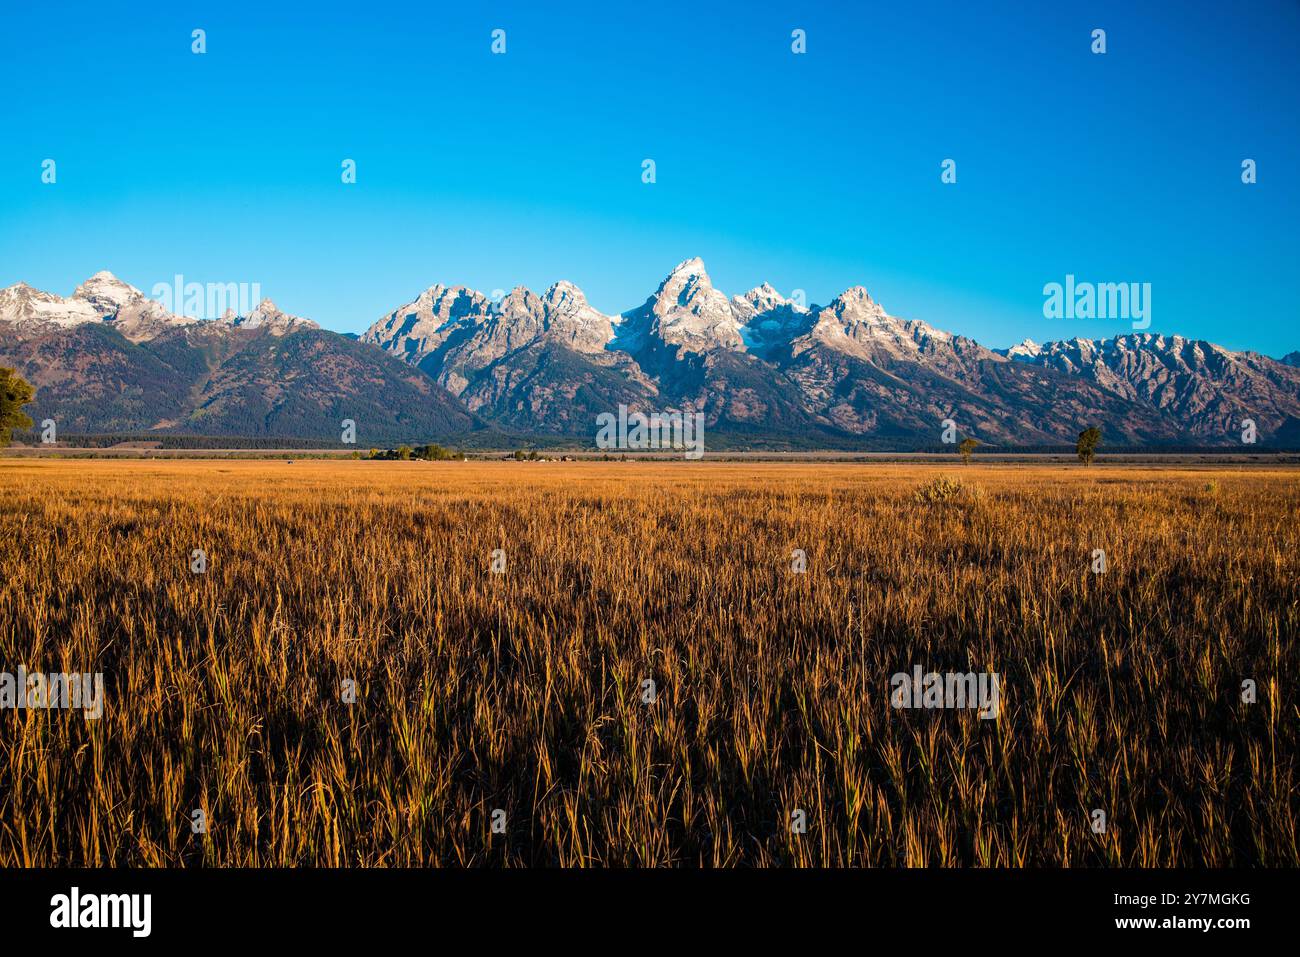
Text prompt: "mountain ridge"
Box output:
[[4, 264, 1298, 447], [358, 259, 1300, 446], [0, 272, 487, 443]]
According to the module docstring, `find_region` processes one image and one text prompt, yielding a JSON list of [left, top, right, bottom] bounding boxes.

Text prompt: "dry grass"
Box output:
[[0, 459, 1296, 867]]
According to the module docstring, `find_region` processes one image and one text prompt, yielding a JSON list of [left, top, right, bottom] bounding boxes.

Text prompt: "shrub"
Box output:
[[913, 475, 977, 505]]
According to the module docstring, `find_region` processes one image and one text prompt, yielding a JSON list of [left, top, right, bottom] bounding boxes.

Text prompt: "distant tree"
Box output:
[[0, 367, 35, 447], [958, 437, 979, 465], [416, 443, 457, 461], [1077, 426, 1102, 466], [364, 445, 462, 462]]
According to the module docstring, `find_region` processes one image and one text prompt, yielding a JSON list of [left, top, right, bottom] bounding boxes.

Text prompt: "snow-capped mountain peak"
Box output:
[[733, 282, 805, 315], [638, 257, 745, 353], [654, 256, 718, 306], [544, 279, 586, 306], [0, 279, 103, 327], [74, 270, 149, 317], [668, 256, 707, 279], [731, 283, 815, 357], [1005, 338, 1042, 360], [0, 270, 201, 340], [794, 285, 967, 364], [5, 259, 1298, 448]]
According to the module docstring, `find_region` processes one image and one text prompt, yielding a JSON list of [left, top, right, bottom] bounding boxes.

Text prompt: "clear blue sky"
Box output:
[[2, 0, 1296, 355]]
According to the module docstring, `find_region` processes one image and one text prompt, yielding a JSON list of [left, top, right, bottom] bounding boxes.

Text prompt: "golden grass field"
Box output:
[[1, 459, 1296, 866]]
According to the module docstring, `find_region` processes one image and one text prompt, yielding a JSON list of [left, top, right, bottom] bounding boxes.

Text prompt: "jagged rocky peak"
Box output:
[[733, 282, 803, 316], [1021, 332, 1249, 385], [74, 270, 197, 342], [544, 279, 591, 310], [832, 285, 889, 316], [483, 287, 548, 352], [807, 286, 893, 344], [361, 274, 621, 363], [797, 285, 972, 365], [360, 283, 491, 351], [220, 298, 319, 334], [494, 286, 542, 315], [639, 256, 745, 353], [665, 255, 707, 281], [731, 282, 815, 357], [482, 280, 617, 353], [654, 257, 719, 308], [0, 278, 105, 327], [0, 270, 204, 341], [1005, 338, 1042, 361], [376, 282, 491, 327], [1, 281, 49, 306], [416, 283, 491, 322], [73, 270, 150, 316], [539, 280, 615, 352]]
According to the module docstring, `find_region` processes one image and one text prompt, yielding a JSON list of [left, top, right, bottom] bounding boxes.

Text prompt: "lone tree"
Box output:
[[1077, 426, 1102, 466], [0, 367, 34, 448], [958, 437, 979, 465]]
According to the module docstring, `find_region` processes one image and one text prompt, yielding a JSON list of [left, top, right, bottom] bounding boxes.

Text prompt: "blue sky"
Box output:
[[1, 0, 1297, 355]]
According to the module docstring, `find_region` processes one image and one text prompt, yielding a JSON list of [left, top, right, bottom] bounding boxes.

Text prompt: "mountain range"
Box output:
[[0, 272, 481, 442], [3, 260, 1298, 448]]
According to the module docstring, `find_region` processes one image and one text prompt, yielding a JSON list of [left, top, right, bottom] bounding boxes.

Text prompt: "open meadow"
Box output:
[[1, 459, 1296, 866]]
